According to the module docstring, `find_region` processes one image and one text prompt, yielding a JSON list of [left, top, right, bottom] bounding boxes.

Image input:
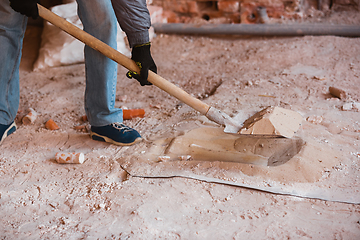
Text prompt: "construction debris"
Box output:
[[123, 109, 145, 120], [342, 102, 360, 112], [45, 119, 60, 130], [238, 106, 303, 138], [329, 86, 347, 99], [22, 108, 38, 125], [55, 152, 85, 164]]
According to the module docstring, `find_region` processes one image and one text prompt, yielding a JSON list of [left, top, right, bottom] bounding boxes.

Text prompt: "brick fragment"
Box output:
[[45, 119, 60, 130], [329, 86, 347, 99], [22, 108, 38, 125]]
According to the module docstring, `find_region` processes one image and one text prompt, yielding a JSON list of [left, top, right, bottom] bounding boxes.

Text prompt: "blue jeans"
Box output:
[[0, 0, 123, 126]]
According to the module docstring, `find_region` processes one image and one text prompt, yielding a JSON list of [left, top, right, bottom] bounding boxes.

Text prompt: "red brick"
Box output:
[[217, 1, 240, 13], [163, 1, 199, 14], [162, 10, 181, 23], [187, 1, 199, 13]]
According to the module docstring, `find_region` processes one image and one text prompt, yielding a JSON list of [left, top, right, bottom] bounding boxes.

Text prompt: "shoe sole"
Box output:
[[90, 131, 142, 146], [0, 122, 17, 145]]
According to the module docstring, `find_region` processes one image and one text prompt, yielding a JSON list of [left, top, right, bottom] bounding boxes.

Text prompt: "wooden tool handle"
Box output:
[[37, 4, 210, 115]]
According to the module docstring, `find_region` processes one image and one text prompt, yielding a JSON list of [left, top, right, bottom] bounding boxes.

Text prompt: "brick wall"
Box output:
[[152, 0, 358, 23], [152, 0, 302, 23]]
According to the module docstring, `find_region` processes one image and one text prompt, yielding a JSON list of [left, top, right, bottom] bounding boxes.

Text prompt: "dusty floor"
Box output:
[[1, 9, 360, 239]]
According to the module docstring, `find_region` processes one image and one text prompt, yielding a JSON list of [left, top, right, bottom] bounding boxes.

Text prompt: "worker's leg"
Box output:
[[76, 0, 141, 146], [0, 0, 27, 125], [76, 0, 123, 127]]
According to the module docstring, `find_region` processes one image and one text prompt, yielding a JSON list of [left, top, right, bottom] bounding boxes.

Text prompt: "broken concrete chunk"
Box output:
[[238, 106, 303, 138], [353, 102, 360, 112], [342, 102, 360, 112], [342, 102, 353, 111]]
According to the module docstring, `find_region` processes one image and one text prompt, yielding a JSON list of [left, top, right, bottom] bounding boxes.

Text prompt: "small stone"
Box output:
[[74, 125, 86, 131], [246, 80, 253, 86], [353, 102, 360, 112], [179, 155, 192, 161], [342, 103, 353, 111], [152, 105, 161, 109], [117, 95, 128, 102], [306, 115, 323, 124], [158, 156, 170, 162], [313, 76, 326, 80]]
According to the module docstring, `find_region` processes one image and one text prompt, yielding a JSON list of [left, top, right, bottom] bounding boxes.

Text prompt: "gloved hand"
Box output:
[[10, 0, 39, 19], [126, 42, 157, 86]]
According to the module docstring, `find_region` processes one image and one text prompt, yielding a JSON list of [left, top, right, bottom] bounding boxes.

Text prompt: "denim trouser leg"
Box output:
[[76, 0, 123, 127], [0, 1, 27, 125]]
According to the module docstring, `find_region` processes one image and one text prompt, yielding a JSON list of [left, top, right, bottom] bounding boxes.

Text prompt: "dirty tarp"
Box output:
[[118, 124, 360, 204]]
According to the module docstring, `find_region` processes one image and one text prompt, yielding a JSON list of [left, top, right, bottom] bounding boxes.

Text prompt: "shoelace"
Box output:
[[111, 122, 132, 133]]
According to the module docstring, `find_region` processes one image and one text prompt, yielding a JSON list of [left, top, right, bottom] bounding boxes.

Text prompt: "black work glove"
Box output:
[[10, 0, 39, 19], [126, 42, 157, 86]]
